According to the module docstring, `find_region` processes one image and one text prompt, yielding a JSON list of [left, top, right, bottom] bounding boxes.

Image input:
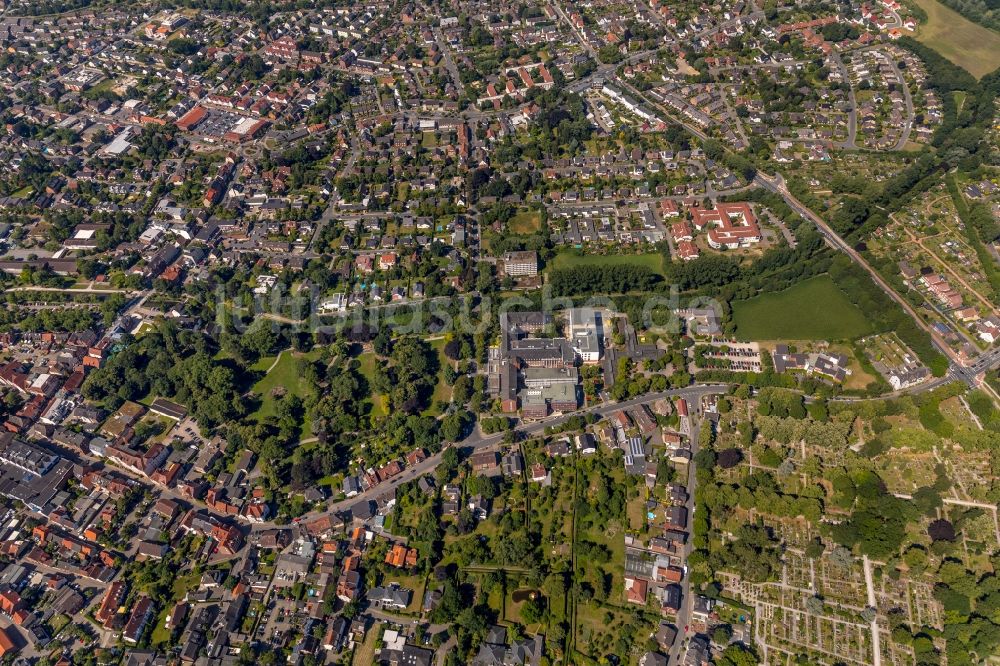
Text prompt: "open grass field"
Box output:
[[425, 338, 454, 416], [249, 354, 278, 372], [827, 343, 878, 391], [732, 275, 874, 341], [504, 588, 547, 635], [351, 625, 380, 666], [396, 182, 409, 201], [355, 352, 388, 417], [509, 210, 542, 234], [251, 351, 304, 417], [911, 0, 1000, 79], [953, 90, 968, 113], [627, 490, 648, 532], [150, 571, 200, 646], [549, 251, 666, 277], [251, 349, 322, 431]]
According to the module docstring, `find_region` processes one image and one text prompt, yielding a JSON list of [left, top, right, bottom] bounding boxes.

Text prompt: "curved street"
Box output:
[[252, 384, 730, 531]]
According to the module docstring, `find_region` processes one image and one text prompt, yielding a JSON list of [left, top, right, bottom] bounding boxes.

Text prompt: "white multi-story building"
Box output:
[[568, 307, 603, 363], [502, 250, 539, 277]]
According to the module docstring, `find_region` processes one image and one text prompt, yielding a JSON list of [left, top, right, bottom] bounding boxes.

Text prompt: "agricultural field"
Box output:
[[732, 275, 873, 341], [911, 0, 1000, 78]]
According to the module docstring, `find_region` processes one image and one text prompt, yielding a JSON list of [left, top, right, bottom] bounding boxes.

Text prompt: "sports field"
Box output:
[[912, 0, 1000, 79], [732, 275, 874, 340]]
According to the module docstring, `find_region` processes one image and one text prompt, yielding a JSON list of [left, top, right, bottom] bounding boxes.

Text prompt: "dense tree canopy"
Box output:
[[82, 324, 245, 429]]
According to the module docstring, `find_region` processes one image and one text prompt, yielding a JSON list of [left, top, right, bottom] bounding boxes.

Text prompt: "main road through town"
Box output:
[[250, 384, 729, 531]]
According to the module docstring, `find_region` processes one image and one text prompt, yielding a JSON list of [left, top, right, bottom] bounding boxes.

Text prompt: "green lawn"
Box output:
[[953, 90, 968, 113], [414, 338, 454, 417], [549, 251, 666, 277], [396, 182, 410, 202], [251, 350, 321, 430], [509, 210, 542, 234], [150, 571, 200, 646], [356, 352, 388, 417], [86, 77, 119, 96], [732, 275, 874, 341], [353, 340, 451, 419], [249, 354, 278, 372], [504, 588, 546, 635], [912, 0, 1000, 78], [352, 626, 379, 666]]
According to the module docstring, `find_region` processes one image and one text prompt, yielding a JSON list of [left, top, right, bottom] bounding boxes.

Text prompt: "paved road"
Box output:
[[548, 0, 596, 57], [834, 44, 914, 151], [565, 47, 667, 95], [365, 606, 442, 629], [243, 358, 993, 537], [4, 285, 130, 294], [721, 90, 749, 147], [254, 385, 728, 531], [435, 635, 457, 666], [955, 346, 1000, 380], [259, 293, 468, 327], [308, 136, 362, 248], [549, 184, 753, 211], [755, 172, 959, 365], [830, 52, 858, 150], [862, 556, 882, 666], [432, 26, 465, 97], [12, 302, 102, 310], [890, 57, 915, 151], [755, 171, 1000, 403], [669, 403, 705, 665], [620, 78, 711, 143]]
